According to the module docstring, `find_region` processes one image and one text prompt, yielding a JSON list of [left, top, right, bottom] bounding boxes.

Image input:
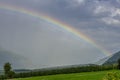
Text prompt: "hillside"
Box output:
[[103, 51, 120, 65], [96, 51, 120, 65]]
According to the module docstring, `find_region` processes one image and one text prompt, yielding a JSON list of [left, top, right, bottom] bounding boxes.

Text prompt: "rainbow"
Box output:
[[0, 3, 111, 56]]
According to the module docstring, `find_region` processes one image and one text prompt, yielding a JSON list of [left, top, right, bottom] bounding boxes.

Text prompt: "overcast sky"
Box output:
[[0, 0, 120, 69]]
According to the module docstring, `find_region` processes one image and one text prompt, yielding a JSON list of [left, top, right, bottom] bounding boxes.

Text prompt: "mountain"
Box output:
[[0, 48, 29, 69], [95, 56, 112, 65], [96, 51, 120, 65]]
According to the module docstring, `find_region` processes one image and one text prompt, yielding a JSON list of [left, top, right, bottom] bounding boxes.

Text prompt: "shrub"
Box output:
[[103, 72, 120, 80]]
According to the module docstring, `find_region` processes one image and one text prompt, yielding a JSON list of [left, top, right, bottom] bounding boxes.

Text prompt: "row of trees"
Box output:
[[0, 59, 120, 79], [12, 65, 117, 78], [0, 64, 118, 79]]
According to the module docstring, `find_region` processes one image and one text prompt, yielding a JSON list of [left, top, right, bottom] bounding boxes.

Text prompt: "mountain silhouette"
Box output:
[[96, 51, 120, 65]]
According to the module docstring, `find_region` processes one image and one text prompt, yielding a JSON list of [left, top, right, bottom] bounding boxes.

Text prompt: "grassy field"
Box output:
[[14, 70, 119, 80]]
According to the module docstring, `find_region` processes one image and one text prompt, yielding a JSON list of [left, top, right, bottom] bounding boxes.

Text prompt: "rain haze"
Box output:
[[0, 0, 120, 69]]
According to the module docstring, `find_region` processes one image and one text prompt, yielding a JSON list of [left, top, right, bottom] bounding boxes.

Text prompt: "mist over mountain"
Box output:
[[96, 51, 120, 65], [0, 48, 29, 69]]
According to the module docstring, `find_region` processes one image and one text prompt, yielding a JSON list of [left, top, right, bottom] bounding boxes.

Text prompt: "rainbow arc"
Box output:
[[0, 3, 111, 56]]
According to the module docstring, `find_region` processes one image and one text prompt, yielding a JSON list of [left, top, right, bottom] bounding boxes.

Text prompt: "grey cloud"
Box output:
[[0, 10, 105, 68], [0, 0, 120, 68]]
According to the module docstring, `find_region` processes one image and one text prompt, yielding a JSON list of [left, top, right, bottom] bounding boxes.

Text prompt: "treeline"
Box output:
[[0, 64, 118, 79]]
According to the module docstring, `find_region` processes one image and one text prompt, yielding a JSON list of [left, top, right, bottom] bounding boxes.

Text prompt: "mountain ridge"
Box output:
[[96, 51, 120, 65]]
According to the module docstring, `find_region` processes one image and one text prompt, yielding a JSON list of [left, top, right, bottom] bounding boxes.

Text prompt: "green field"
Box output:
[[14, 70, 119, 80]]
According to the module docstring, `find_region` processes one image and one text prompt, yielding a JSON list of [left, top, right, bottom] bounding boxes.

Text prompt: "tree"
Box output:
[[3, 62, 15, 79], [4, 62, 11, 75], [118, 58, 120, 69], [7, 71, 15, 78]]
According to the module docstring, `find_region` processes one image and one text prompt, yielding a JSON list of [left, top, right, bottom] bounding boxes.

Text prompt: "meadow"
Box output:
[[13, 70, 119, 80]]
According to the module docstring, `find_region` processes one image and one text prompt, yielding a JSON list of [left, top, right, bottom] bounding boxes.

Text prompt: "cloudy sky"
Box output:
[[0, 0, 120, 69]]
